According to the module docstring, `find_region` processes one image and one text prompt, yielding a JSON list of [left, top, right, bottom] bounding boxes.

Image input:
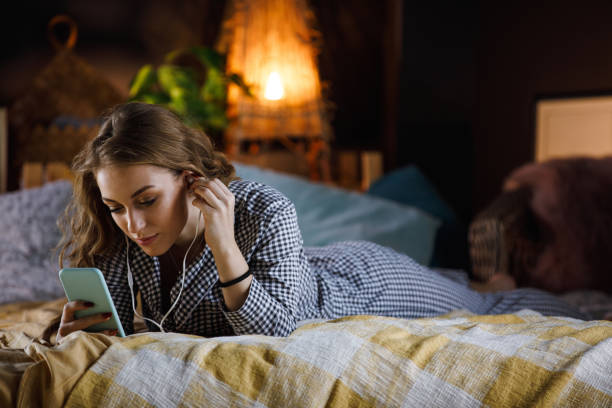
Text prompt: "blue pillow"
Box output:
[[367, 165, 467, 268], [367, 165, 456, 224], [234, 163, 440, 265]]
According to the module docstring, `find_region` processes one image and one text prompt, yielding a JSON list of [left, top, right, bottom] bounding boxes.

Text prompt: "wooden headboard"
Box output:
[[21, 161, 73, 189]]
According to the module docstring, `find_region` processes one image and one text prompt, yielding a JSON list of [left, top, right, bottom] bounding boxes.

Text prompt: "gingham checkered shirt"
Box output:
[[96, 180, 587, 338]]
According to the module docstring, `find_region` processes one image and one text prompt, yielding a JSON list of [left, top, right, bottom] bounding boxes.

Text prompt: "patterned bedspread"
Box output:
[[3, 304, 610, 408]]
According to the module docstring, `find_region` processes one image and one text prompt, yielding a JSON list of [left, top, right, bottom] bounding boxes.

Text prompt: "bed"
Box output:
[[1, 163, 611, 407]]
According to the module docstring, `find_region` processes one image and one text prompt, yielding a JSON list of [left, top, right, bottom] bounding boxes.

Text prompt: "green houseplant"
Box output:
[[128, 46, 250, 140]]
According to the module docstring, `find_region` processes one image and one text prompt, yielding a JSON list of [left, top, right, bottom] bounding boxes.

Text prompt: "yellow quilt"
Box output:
[[1, 300, 611, 407]]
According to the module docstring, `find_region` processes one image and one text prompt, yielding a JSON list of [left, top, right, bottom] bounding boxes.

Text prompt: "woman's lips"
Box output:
[[135, 234, 158, 246]]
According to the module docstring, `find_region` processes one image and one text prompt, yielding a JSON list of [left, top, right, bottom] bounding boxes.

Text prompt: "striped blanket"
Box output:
[[5, 309, 612, 407]]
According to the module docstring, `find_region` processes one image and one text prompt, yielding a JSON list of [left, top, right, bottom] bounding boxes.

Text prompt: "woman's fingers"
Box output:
[[58, 312, 112, 338], [191, 188, 218, 214], [211, 178, 232, 197], [192, 197, 213, 213], [190, 178, 233, 207], [61, 300, 94, 323], [190, 180, 217, 208], [58, 301, 120, 343], [201, 186, 223, 209], [72, 312, 112, 331]]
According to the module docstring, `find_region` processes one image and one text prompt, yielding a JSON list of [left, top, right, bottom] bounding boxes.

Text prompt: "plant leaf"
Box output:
[[157, 65, 199, 96], [190, 46, 225, 70], [201, 68, 226, 102], [203, 103, 229, 130], [164, 48, 185, 63], [228, 73, 253, 97], [130, 92, 171, 105], [129, 46, 250, 132], [128, 65, 157, 97]]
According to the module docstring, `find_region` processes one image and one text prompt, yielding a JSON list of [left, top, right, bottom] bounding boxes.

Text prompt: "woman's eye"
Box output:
[[107, 198, 155, 213], [139, 198, 156, 207]]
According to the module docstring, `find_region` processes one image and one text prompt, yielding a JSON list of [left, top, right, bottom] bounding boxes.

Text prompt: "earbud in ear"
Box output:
[[183, 170, 203, 191]]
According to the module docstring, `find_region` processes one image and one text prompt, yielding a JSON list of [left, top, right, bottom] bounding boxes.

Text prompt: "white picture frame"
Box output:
[[535, 95, 612, 162]]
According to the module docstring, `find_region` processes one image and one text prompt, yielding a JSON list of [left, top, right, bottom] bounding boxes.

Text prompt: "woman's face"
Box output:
[[95, 164, 196, 257]]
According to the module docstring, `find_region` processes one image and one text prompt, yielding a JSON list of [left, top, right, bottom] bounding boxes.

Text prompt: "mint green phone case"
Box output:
[[59, 268, 126, 337]]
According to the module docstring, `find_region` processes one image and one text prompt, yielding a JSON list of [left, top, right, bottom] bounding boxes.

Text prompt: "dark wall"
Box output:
[[312, 1, 477, 222], [311, 0, 385, 151], [396, 1, 478, 222], [474, 1, 612, 212], [389, 0, 612, 221], [0, 0, 225, 105], [5, 1, 612, 222], [316, 1, 478, 224]]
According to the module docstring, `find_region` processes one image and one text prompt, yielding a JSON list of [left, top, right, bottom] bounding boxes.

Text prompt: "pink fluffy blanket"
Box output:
[[504, 157, 612, 294]]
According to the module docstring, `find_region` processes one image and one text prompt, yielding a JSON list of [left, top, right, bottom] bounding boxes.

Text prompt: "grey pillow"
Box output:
[[0, 181, 73, 304]]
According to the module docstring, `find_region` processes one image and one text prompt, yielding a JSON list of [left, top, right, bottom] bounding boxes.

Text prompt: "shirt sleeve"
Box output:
[[95, 248, 136, 335], [222, 202, 306, 336]]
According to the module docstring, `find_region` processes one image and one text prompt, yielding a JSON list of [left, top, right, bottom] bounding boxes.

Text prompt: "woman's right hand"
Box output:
[[56, 300, 118, 344]]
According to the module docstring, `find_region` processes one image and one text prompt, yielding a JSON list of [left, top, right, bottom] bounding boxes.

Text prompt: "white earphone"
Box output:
[[125, 209, 202, 333]]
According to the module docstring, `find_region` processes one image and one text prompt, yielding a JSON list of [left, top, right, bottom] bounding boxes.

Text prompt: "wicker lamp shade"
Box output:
[[218, 0, 331, 143]]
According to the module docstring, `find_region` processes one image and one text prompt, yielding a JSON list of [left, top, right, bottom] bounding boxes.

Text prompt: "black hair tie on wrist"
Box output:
[[218, 269, 252, 288]]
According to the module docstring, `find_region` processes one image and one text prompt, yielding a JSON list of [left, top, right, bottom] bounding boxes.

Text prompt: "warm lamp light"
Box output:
[[264, 71, 284, 101], [219, 0, 330, 141]]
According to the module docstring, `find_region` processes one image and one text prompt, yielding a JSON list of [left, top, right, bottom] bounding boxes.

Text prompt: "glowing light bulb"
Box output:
[[264, 71, 284, 100]]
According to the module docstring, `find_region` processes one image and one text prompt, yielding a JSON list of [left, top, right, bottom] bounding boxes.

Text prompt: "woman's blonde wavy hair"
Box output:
[[58, 102, 237, 268]]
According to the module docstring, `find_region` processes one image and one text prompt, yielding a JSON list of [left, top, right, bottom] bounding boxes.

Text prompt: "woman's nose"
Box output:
[[126, 210, 147, 234]]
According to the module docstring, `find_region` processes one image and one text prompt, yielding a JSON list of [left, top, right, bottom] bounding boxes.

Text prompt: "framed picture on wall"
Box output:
[[535, 94, 612, 162]]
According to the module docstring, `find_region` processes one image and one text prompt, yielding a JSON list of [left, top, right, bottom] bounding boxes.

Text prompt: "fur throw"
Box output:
[[504, 157, 612, 293]]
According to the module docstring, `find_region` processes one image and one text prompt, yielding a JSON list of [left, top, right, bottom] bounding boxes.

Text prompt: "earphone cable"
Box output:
[[158, 210, 202, 330], [125, 209, 203, 333]]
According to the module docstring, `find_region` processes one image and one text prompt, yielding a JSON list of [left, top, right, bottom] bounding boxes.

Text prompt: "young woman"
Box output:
[[56, 102, 587, 342]]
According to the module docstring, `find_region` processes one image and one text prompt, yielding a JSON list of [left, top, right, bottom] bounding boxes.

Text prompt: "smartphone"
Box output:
[[59, 267, 126, 337]]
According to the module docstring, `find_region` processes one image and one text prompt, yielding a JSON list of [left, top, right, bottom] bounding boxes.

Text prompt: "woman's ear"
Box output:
[[182, 170, 202, 191], [182, 171, 194, 192]]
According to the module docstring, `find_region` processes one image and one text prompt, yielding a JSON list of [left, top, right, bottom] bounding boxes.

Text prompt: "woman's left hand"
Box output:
[[188, 177, 236, 253]]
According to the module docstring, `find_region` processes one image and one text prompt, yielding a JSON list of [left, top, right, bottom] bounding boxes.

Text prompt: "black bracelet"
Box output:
[[218, 269, 252, 288]]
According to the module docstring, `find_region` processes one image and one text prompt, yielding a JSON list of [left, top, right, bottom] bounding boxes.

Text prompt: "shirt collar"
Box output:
[[129, 243, 219, 329]]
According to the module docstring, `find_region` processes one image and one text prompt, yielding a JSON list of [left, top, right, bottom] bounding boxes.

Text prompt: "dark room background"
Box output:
[[3, 0, 612, 224]]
